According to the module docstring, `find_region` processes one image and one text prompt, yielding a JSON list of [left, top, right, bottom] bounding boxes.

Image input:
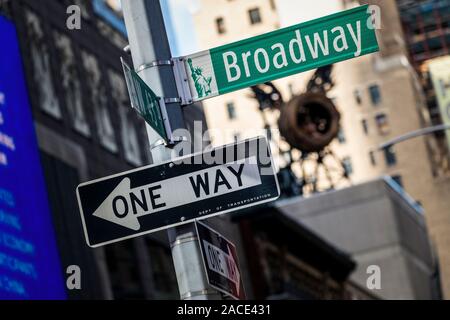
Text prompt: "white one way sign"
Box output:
[[76, 137, 280, 247], [91, 157, 260, 231], [203, 241, 240, 294], [196, 221, 245, 300]]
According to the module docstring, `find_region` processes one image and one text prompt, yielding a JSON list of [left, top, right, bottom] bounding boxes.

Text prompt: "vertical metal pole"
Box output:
[[121, 0, 220, 300]]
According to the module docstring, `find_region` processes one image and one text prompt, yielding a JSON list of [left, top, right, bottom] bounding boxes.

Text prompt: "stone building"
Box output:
[[0, 0, 375, 300], [191, 0, 450, 297]]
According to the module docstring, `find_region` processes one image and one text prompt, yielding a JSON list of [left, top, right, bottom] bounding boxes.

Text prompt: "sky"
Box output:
[[165, 0, 201, 56], [108, 0, 199, 56], [166, 0, 343, 56], [111, 0, 344, 56]]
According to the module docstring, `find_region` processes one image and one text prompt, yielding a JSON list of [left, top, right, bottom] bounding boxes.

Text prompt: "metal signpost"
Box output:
[[77, 137, 279, 247], [175, 5, 379, 103], [195, 221, 245, 300], [121, 58, 169, 142], [121, 0, 217, 300]]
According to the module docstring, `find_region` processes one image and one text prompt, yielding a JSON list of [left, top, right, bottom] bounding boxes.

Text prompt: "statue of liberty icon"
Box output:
[[187, 58, 212, 98]]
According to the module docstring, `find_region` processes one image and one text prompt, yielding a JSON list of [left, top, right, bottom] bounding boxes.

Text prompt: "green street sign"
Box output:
[[183, 5, 379, 102], [121, 58, 168, 141]]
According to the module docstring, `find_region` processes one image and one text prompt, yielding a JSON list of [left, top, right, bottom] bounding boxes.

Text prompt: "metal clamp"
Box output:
[[173, 57, 194, 106], [136, 60, 173, 73], [170, 236, 198, 248], [170, 136, 188, 143], [181, 289, 218, 300], [163, 97, 182, 104], [150, 139, 167, 150], [150, 136, 188, 150]]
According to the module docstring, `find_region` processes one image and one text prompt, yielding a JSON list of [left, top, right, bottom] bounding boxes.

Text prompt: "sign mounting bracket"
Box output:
[[157, 96, 186, 146], [136, 59, 173, 73], [173, 57, 194, 106]]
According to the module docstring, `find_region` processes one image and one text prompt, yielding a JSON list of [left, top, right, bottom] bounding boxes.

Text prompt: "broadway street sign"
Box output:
[[121, 58, 168, 141], [76, 137, 280, 247], [196, 221, 245, 300], [181, 5, 379, 102]]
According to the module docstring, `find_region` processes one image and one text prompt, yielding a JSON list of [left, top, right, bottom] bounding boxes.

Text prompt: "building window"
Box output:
[[54, 32, 90, 137], [269, 0, 277, 10], [354, 89, 362, 105], [227, 102, 237, 120], [343, 0, 359, 8], [362, 119, 369, 135], [104, 242, 145, 300], [216, 17, 226, 34], [384, 146, 397, 167], [337, 128, 346, 144], [108, 70, 146, 165], [119, 107, 142, 166], [369, 151, 376, 166], [82, 51, 118, 153], [288, 83, 294, 96], [342, 157, 353, 176], [369, 84, 381, 105], [375, 113, 390, 135], [249, 8, 262, 25], [391, 175, 403, 188], [25, 10, 62, 119], [147, 241, 178, 299], [96, 105, 118, 152]]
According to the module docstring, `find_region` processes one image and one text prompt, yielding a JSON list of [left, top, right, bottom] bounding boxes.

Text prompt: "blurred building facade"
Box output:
[[277, 177, 439, 299], [0, 0, 378, 300], [398, 0, 450, 165], [2, 0, 182, 299], [396, 0, 450, 298], [398, 0, 449, 68], [230, 207, 377, 300], [191, 0, 450, 297]]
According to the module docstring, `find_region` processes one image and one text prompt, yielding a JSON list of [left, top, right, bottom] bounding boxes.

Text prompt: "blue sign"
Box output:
[[0, 15, 66, 299]]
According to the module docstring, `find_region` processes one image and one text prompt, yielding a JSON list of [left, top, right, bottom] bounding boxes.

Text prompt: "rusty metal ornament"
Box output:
[[278, 92, 341, 153]]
